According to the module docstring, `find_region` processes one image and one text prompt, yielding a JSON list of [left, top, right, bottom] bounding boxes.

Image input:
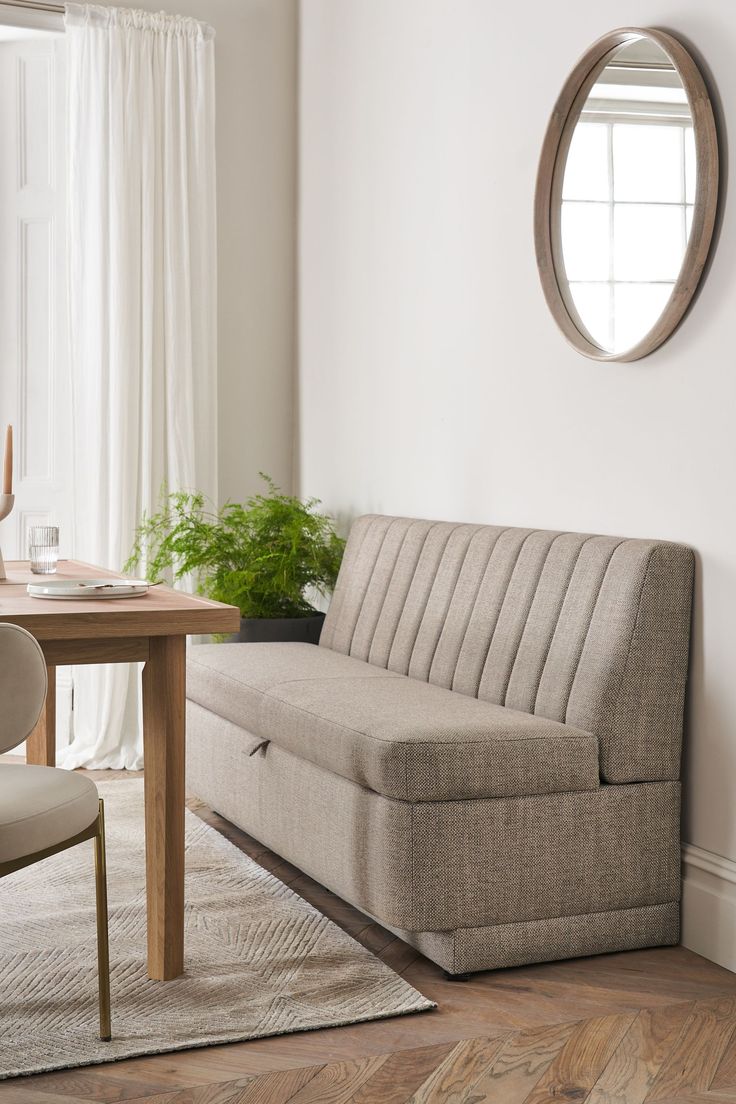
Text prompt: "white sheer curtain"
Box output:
[[60, 3, 217, 769]]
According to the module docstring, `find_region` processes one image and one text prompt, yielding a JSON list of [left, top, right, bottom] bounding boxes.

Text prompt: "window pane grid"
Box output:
[[562, 199, 695, 207], [562, 118, 692, 352]]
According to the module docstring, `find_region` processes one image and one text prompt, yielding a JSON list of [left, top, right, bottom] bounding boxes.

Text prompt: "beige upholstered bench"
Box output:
[[185, 515, 694, 976]]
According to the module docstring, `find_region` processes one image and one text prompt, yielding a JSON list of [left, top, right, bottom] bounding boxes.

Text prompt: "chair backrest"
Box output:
[[0, 624, 47, 754], [320, 515, 694, 784]]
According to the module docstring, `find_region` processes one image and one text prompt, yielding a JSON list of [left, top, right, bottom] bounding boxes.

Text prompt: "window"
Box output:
[[561, 75, 694, 353]]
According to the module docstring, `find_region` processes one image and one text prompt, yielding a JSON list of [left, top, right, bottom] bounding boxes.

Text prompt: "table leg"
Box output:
[[142, 635, 186, 981], [26, 664, 56, 766]]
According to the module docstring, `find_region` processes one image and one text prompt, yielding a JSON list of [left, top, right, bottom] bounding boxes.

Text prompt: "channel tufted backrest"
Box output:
[[320, 515, 694, 784]]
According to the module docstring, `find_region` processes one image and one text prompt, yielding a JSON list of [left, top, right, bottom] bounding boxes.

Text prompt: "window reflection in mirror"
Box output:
[[560, 39, 693, 354]]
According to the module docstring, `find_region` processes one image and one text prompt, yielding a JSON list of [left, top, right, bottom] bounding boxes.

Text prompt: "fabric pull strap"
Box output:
[[248, 740, 270, 757]]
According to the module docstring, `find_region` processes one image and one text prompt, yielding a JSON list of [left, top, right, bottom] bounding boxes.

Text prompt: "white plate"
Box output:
[[27, 578, 150, 600]]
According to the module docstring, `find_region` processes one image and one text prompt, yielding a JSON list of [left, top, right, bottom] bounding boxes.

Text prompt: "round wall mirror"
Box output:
[[534, 28, 719, 361]]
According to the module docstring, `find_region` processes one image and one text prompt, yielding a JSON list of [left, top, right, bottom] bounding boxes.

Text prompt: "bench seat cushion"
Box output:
[[187, 642, 599, 802]]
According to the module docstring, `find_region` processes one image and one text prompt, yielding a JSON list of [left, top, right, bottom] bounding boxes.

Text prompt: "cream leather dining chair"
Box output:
[[0, 623, 111, 1040]]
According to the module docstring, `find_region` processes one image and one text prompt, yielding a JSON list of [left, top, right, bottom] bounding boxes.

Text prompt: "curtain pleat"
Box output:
[[62, 2, 217, 769]]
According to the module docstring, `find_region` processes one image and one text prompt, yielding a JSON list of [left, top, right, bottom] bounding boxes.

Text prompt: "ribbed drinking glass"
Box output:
[[28, 526, 59, 575]]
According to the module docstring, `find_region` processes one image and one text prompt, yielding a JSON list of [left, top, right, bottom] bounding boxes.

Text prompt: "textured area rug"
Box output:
[[0, 778, 433, 1080]]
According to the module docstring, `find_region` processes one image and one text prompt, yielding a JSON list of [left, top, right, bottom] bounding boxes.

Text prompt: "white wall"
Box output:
[[299, 1, 736, 967], [118, 0, 298, 504]]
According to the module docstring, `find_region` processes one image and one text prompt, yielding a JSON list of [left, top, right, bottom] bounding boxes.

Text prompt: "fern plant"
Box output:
[[125, 475, 345, 619]]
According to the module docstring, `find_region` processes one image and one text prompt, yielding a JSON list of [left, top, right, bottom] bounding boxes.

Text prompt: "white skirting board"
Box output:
[[682, 843, 736, 973]]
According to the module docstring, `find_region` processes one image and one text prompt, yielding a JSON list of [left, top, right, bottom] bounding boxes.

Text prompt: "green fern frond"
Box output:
[[125, 475, 345, 620]]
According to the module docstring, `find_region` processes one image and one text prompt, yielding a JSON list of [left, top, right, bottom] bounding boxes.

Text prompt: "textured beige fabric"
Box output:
[[186, 512, 691, 973], [0, 764, 99, 863], [188, 643, 598, 801], [568, 543, 695, 783], [260, 679, 597, 801], [186, 703, 680, 935], [409, 781, 680, 930], [0, 624, 48, 755], [186, 702, 414, 928], [321, 516, 694, 783], [388, 902, 679, 974], [187, 641, 400, 731]]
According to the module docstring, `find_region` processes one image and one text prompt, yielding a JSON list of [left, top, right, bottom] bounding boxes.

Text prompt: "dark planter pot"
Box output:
[[230, 612, 326, 645]]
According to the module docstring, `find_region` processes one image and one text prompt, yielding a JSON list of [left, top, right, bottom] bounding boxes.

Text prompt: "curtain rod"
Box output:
[[0, 0, 64, 13]]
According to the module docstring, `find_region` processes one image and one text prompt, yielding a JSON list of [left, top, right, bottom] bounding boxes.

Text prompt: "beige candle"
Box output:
[[2, 425, 12, 495]]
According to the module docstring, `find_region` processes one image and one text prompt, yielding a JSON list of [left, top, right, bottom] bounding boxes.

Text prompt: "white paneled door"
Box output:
[[0, 32, 73, 747]]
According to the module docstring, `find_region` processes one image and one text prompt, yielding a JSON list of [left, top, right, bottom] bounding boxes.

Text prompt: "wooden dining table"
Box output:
[[0, 560, 240, 981]]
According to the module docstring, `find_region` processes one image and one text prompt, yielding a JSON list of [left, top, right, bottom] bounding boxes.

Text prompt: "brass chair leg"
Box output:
[[94, 798, 112, 1041]]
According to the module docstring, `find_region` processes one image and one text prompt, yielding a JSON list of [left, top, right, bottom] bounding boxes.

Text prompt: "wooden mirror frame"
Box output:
[[534, 27, 719, 362]]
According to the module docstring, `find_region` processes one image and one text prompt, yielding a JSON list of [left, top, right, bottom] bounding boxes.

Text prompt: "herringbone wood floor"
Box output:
[[3, 767, 736, 1104]]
